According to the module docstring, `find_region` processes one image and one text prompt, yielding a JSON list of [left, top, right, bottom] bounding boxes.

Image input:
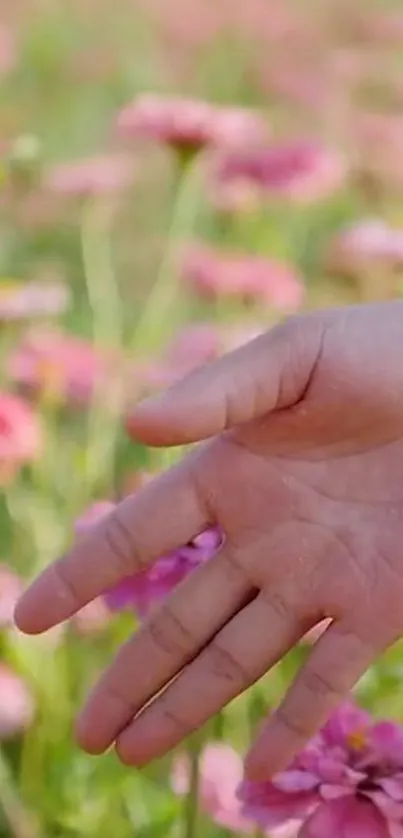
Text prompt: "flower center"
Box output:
[[347, 728, 368, 751]]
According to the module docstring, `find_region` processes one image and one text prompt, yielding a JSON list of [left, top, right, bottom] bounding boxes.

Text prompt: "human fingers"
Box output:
[[245, 620, 380, 780], [115, 587, 312, 766], [127, 316, 326, 446], [76, 548, 251, 754], [14, 457, 209, 635]]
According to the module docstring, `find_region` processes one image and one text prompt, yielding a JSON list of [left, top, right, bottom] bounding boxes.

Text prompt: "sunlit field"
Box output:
[[2, 1, 403, 836]]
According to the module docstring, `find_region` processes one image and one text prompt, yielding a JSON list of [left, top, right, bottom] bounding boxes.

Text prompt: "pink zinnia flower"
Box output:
[[0, 392, 41, 483], [173, 744, 253, 833], [172, 743, 295, 836], [117, 94, 267, 157], [0, 565, 22, 628], [8, 328, 118, 406], [183, 244, 304, 310], [239, 701, 403, 837], [0, 665, 34, 739], [74, 501, 222, 618], [212, 140, 346, 208], [44, 153, 135, 197], [0, 279, 69, 321], [325, 219, 403, 278]]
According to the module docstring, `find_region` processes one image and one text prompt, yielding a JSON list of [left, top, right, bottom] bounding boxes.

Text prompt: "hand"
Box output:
[[14, 301, 403, 779]]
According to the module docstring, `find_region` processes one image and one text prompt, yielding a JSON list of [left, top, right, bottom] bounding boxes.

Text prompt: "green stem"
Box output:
[[212, 710, 225, 740], [183, 735, 202, 838], [129, 155, 201, 355]]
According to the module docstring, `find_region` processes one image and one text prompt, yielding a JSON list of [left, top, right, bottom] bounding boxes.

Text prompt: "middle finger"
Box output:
[[76, 547, 250, 754], [115, 587, 313, 766]]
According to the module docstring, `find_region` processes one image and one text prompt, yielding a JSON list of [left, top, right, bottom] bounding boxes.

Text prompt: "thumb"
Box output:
[[127, 315, 325, 446]]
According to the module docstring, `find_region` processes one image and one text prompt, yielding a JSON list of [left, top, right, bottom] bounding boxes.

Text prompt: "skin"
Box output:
[[14, 300, 403, 779]]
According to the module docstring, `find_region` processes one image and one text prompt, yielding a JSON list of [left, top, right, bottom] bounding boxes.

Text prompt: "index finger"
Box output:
[[14, 455, 209, 635]]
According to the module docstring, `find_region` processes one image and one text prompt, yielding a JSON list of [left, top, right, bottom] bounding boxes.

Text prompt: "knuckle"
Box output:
[[275, 704, 312, 741], [53, 560, 80, 611], [301, 665, 342, 700], [103, 678, 133, 712], [221, 547, 247, 583], [208, 639, 250, 686], [261, 588, 291, 624], [147, 604, 196, 658], [159, 701, 192, 739], [103, 510, 146, 573]]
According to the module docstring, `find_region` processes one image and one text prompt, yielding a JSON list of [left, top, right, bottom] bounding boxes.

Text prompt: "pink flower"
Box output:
[[117, 94, 267, 157], [183, 244, 304, 310], [0, 565, 22, 628], [74, 501, 222, 618], [0, 26, 16, 76], [44, 154, 135, 197], [325, 219, 403, 278], [212, 140, 346, 208], [0, 665, 34, 739], [0, 392, 41, 483], [239, 701, 403, 837], [0, 279, 70, 321], [173, 744, 253, 833], [172, 743, 296, 836], [8, 328, 119, 406]]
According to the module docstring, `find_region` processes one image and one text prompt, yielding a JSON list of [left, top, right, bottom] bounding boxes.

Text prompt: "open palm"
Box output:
[[15, 301, 403, 778]]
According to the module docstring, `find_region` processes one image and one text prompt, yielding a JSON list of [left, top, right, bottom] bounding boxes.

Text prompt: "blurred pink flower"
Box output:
[[0, 279, 70, 321], [8, 328, 118, 406], [183, 244, 304, 310], [106, 527, 222, 616], [0, 26, 16, 76], [0, 565, 22, 628], [326, 219, 403, 278], [173, 744, 253, 833], [141, 323, 222, 390], [0, 665, 34, 739], [44, 154, 135, 197], [74, 501, 222, 618], [0, 392, 41, 483], [212, 140, 346, 209], [117, 94, 267, 157], [239, 701, 403, 837], [173, 743, 296, 836]]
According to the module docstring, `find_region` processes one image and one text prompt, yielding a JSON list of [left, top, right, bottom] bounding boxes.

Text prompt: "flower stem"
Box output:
[[183, 733, 202, 838]]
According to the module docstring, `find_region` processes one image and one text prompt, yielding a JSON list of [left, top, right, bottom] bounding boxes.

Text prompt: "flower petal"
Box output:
[[299, 797, 390, 838]]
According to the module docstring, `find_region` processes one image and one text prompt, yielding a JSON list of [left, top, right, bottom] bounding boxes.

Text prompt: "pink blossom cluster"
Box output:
[[75, 500, 222, 618], [183, 244, 304, 310], [0, 392, 41, 484], [117, 93, 268, 157], [174, 702, 403, 837], [0, 566, 34, 739]]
